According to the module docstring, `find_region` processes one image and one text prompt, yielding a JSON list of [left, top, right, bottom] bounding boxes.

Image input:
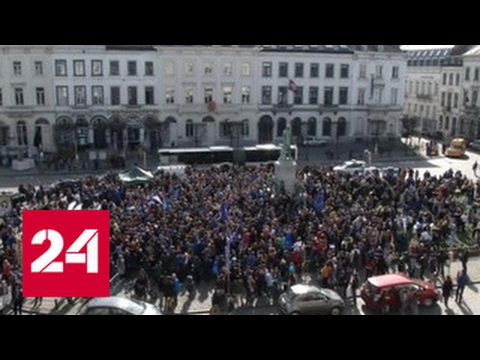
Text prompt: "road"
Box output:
[[9, 257, 480, 316]]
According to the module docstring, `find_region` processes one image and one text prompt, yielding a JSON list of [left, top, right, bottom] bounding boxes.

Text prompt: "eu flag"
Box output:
[[315, 191, 325, 213]]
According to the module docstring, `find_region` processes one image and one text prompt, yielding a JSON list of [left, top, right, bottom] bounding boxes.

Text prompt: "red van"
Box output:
[[361, 274, 439, 312]]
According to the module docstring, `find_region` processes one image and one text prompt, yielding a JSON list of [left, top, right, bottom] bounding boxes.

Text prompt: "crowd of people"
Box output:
[[0, 163, 479, 314]]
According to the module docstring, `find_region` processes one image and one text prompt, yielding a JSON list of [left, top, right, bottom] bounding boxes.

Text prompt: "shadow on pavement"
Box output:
[[458, 302, 474, 316]]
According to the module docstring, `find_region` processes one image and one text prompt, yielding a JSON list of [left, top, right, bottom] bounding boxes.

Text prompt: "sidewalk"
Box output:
[[7, 256, 480, 316]]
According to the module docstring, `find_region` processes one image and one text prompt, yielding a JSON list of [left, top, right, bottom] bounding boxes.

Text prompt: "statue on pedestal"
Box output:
[[279, 127, 293, 162]]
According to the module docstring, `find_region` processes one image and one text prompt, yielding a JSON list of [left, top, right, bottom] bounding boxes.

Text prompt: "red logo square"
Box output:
[[22, 210, 110, 298]]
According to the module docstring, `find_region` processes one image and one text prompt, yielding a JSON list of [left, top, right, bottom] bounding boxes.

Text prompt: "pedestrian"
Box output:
[[460, 250, 469, 274], [455, 270, 469, 305], [442, 276, 454, 309], [409, 289, 420, 316], [350, 271, 359, 306], [185, 275, 195, 300], [400, 288, 409, 316], [11, 281, 23, 316], [0, 279, 8, 314]]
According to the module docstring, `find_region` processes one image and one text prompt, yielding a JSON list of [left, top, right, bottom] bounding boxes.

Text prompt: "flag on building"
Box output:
[[289, 79, 299, 93]]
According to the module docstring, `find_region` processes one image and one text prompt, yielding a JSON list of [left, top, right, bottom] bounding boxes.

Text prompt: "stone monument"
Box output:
[[275, 127, 297, 194]]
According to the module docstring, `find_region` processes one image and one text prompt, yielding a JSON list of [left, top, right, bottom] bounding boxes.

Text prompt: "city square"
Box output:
[[1, 45, 480, 316]]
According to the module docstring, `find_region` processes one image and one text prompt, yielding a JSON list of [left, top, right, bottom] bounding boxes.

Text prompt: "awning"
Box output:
[[119, 167, 154, 184]]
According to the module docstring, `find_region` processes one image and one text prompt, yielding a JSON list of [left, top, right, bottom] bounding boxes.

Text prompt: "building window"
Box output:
[[375, 65, 383, 79], [185, 62, 194, 76], [241, 63, 251, 76], [324, 87, 334, 106], [278, 87, 288, 106], [111, 87, 121, 105], [204, 87, 214, 104], [262, 86, 272, 104], [392, 66, 400, 79], [466, 68, 471, 81], [449, 73, 454, 86], [456, 73, 460, 86], [359, 64, 367, 79], [391, 88, 399, 106], [110, 61, 120, 76], [242, 120, 250, 137], [358, 88, 366, 105], [454, 92, 459, 109], [223, 86, 233, 104], [13, 61, 22, 76], [145, 61, 154, 76], [277, 118, 287, 137], [74, 60, 86, 76], [186, 120, 195, 138], [92, 60, 103, 76], [92, 86, 104, 105], [279, 62, 289, 78], [17, 121, 28, 146], [262, 62, 272, 78], [295, 63, 304, 78], [75, 86, 87, 106], [241, 87, 250, 104], [339, 87, 349, 105], [204, 62, 213, 76], [15, 88, 24, 106], [165, 61, 175, 76], [166, 88, 175, 104], [36, 88, 46, 106], [443, 73, 448, 85], [35, 61, 44, 76], [340, 64, 350, 79], [128, 61, 137, 76], [56, 86, 69, 106], [145, 86, 155, 105], [128, 87, 138, 105], [294, 87, 304, 105], [309, 87, 319, 105], [224, 62, 233, 76], [310, 63, 319, 78], [325, 64, 335, 78], [185, 87, 194, 104], [220, 121, 232, 138], [55, 60, 67, 76], [475, 68, 480, 81], [0, 89, 3, 106]]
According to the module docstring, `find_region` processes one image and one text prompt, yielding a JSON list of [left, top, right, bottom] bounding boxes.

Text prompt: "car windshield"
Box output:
[[124, 299, 147, 315], [285, 289, 299, 302]]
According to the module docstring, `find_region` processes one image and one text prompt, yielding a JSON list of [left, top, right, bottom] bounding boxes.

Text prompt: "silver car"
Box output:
[[279, 285, 345, 316], [78, 297, 163, 316]]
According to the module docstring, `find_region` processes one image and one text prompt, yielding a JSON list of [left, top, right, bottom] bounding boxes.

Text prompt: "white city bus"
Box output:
[[158, 144, 298, 169]]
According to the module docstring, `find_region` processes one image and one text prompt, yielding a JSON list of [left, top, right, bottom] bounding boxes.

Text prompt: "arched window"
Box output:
[[76, 118, 89, 147], [277, 118, 287, 137], [17, 121, 28, 146], [92, 116, 108, 150], [186, 120, 194, 138], [308, 117, 317, 137], [323, 118, 332, 137], [337, 117, 347, 137]]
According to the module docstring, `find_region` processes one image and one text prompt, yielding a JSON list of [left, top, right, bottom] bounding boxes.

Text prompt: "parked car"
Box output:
[[333, 160, 367, 175], [303, 137, 328, 147], [364, 166, 381, 177], [78, 297, 163, 316], [360, 274, 439, 313], [279, 284, 345, 316], [469, 140, 480, 152]]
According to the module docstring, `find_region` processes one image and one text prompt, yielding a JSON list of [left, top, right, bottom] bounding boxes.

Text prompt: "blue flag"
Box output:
[[315, 191, 325, 213], [163, 197, 171, 212], [221, 203, 230, 222]]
